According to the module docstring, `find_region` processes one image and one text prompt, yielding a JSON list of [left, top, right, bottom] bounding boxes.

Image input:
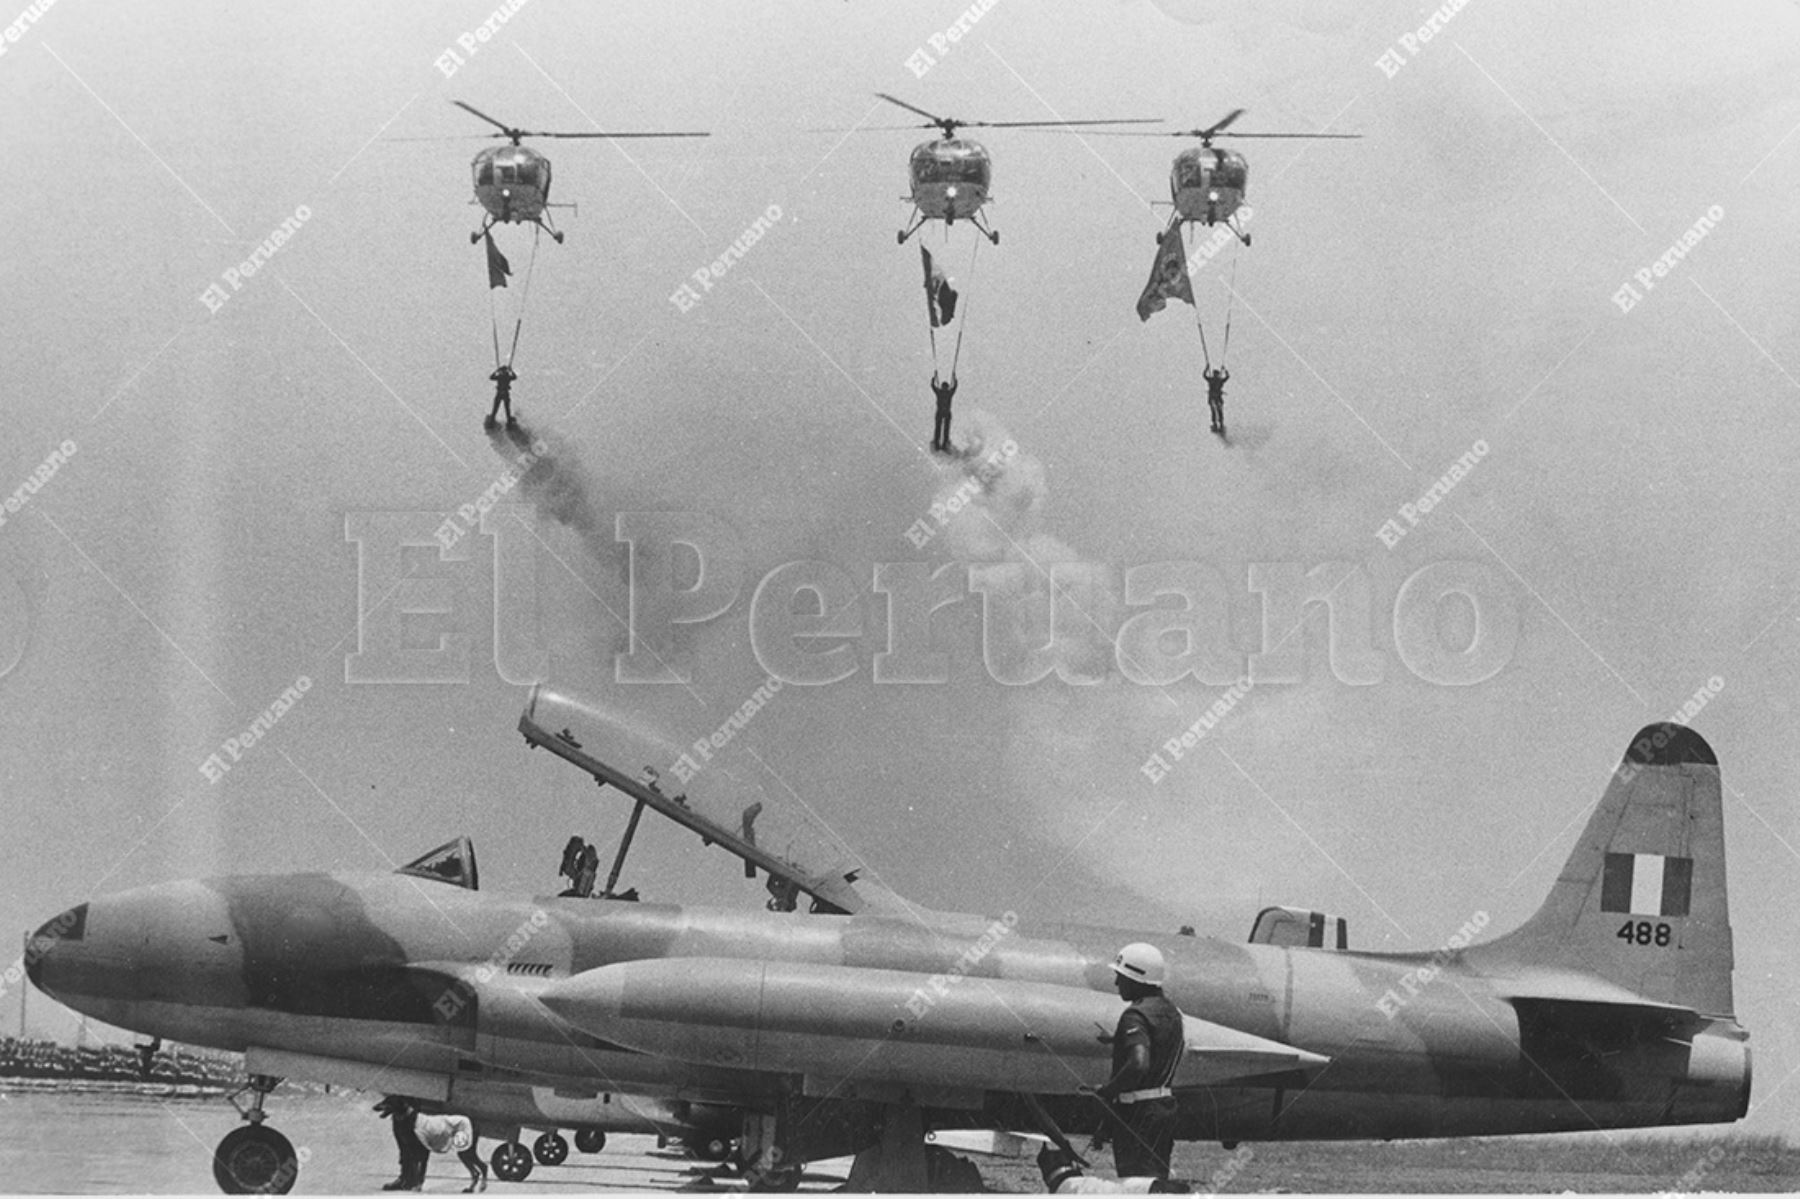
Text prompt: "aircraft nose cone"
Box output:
[[23, 902, 89, 991]]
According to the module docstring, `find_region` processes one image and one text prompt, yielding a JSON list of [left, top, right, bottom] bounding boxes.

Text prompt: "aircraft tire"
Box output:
[[574, 1128, 606, 1154], [491, 1141, 533, 1182], [694, 1136, 732, 1162], [212, 1124, 297, 1194], [533, 1131, 569, 1166]]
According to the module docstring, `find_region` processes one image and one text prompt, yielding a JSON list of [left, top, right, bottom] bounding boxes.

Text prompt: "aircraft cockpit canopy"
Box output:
[[396, 836, 479, 891]]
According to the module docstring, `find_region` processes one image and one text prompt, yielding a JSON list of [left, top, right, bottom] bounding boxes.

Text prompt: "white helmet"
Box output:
[[1110, 942, 1167, 987]]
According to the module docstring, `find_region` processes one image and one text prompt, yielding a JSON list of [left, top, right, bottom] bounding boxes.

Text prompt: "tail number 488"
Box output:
[[1617, 920, 1672, 947]]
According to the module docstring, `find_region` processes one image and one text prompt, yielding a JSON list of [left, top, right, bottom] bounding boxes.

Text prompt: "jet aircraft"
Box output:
[[25, 689, 1749, 1192]]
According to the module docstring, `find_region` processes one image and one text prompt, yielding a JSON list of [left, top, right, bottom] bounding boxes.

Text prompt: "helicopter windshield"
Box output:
[[1174, 154, 1246, 191], [911, 145, 990, 188], [476, 159, 494, 187]]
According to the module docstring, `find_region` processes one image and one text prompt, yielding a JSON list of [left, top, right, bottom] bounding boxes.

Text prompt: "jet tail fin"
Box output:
[[1469, 723, 1735, 1017]]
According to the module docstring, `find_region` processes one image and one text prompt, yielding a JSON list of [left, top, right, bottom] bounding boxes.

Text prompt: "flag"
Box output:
[[921, 245, 959, 328], [1600, 852, 1694, 917], [484, 231, 512, 289], [1136, 226, 1194, 322]]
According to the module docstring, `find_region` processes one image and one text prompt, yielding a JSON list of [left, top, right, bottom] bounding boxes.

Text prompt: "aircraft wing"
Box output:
[[519, 685, 886, 915]]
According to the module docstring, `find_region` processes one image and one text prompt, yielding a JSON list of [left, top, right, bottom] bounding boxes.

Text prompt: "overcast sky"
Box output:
[[3, 0, 1798, 1139]]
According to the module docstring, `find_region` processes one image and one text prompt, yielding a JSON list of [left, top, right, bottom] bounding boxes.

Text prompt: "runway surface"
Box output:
[[0, 1088, 850, 1193], [4, 1085, 1796, 1193]]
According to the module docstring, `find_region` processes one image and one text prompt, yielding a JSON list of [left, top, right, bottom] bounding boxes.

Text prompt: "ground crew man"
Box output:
[[1087, 942, 1183, 1180], [488, 364, 518, 427], [930, 371, 958, 454], [1203, 366, 1229, 436]]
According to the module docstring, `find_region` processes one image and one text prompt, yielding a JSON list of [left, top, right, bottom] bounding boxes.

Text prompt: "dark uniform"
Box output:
[[489, 365, 517, 426], [1101, 992, 1184, 1179], [931, 374, 958, 454], [1203, 366, 1229, 435]]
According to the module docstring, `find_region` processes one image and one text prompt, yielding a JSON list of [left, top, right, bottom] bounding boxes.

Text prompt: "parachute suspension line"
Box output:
[[949, 231, 981, 381], [504, 225, 544, 369], [1219, 254, 1238, 367], [1184, 224, 1212, 371]]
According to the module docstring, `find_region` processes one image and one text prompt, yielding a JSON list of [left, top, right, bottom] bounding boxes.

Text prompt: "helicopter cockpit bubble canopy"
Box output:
[[910, 140, 992, 188], [1172, 146, 1247, 192], [472, 145, 548, 192], [519, 684, 917, 917]]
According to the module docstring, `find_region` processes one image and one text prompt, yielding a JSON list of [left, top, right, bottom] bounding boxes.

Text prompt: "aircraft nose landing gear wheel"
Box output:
[[574, 1128, 606, 1154], [695, 1135, 733, 1161], [532, 1131, 569, 1166], [213, 1124, 298, 1194], [491, 1141, 533, 1182]]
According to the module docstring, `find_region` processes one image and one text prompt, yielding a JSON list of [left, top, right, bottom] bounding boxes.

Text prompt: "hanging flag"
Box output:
[[921, 245, 959, 328], [1136, 226, 1194, 322], [484, 231, 513, 289]]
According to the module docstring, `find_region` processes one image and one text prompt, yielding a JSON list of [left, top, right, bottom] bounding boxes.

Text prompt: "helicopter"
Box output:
[[873, 93, 1160, 246], [452, 100, 709, 245], [1112, 109, 1360, 247]]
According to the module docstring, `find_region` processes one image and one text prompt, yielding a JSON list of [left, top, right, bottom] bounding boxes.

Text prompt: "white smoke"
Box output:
[[918, 410, 1291, 922]]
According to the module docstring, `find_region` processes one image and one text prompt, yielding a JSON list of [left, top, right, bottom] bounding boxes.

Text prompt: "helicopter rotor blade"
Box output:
[[875, 92, 952, 126], [516, 130, 711, 139], [969, 117, 1163, 129], [1201, 108, 1247, 138], [1214, 131, 1363, 139], [452, 100, 520, 138]]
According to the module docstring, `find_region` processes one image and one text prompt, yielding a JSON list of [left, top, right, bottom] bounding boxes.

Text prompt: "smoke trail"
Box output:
[[922, 410, 1288, 918], [485, 421, 604, 553], [930, 410, 1119, 686]]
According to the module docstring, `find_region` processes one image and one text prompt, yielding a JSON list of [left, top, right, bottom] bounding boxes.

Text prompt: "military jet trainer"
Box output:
[[25, 689, 1749, 1192]]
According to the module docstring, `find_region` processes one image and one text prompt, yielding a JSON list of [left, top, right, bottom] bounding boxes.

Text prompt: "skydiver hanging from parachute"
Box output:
[[480, 226, 541, 430], [1137, 222, 1239, 441], [921, 236, 977, 456]]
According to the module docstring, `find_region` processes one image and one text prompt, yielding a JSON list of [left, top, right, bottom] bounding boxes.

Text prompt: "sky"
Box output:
[[2, 0, 1799, 1140]]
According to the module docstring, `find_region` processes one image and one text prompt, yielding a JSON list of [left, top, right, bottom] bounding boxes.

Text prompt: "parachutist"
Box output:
[[930, 372, 958, 454], [488, 364, 517, 427], [1203, 365, 1229, 436]]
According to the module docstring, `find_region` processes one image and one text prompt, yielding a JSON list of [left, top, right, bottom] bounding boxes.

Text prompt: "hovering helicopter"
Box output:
[[1114, 109, 1361, 247], [873, 93, 1160, 246], [452, 100, 709, 244]]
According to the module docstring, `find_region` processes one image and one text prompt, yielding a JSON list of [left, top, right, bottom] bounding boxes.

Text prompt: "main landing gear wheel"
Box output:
[[532, 1131, 569, 1166], [213, 1124, 298, 1194], [491, 1141, 533, 1182], [574, 1128, 606, 1153], [694, 1136, 732, 1161]]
